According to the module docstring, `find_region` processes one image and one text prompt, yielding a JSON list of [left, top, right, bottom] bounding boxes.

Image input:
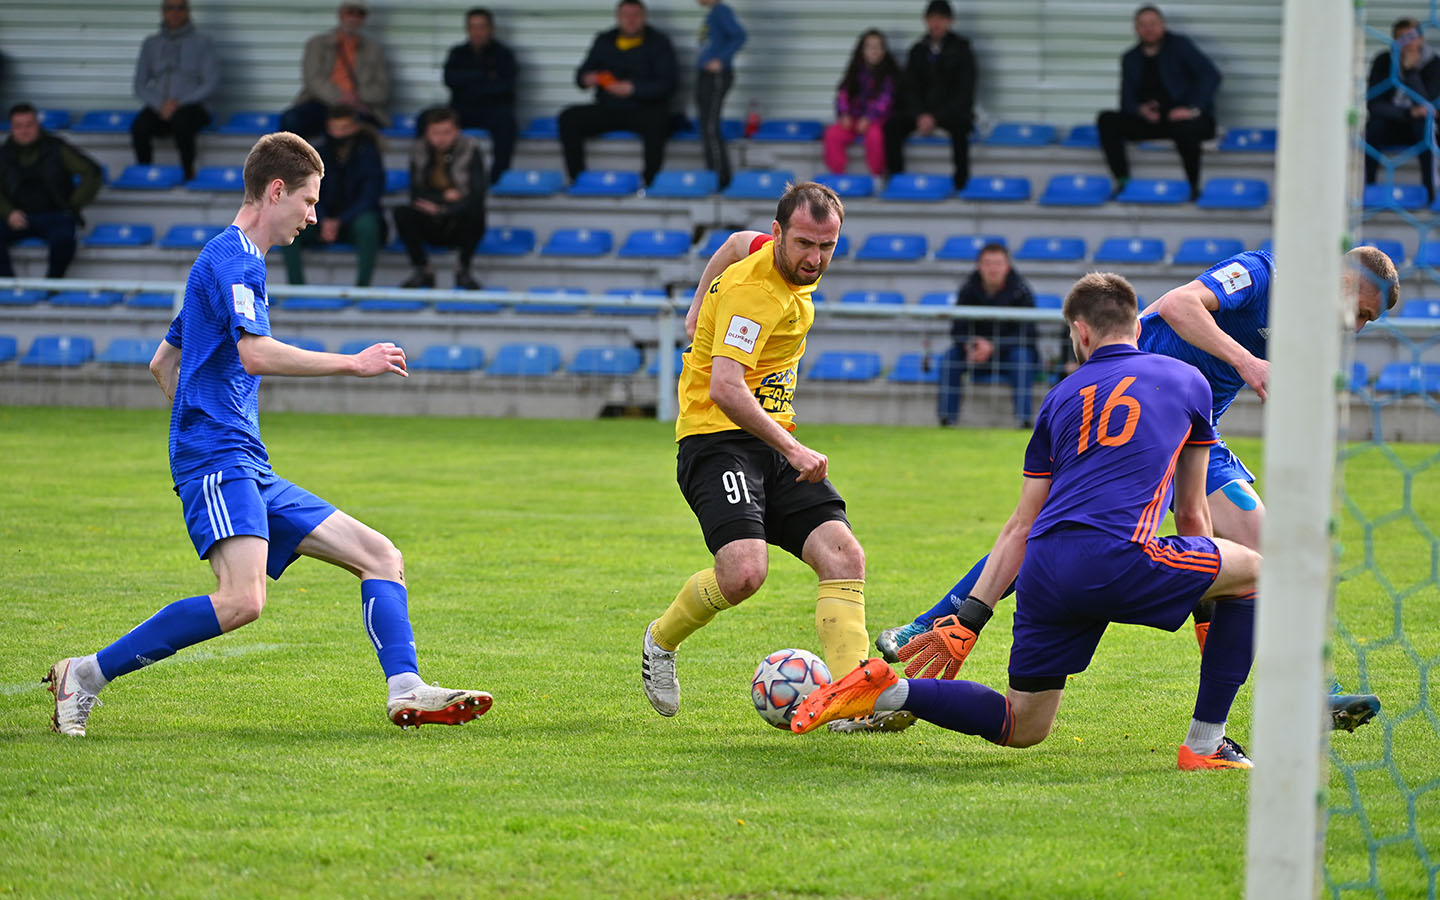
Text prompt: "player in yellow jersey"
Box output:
[[640, 181, 914, 732]]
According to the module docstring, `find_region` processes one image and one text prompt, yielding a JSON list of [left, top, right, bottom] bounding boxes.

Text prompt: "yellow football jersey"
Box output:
[[676, 238, 818, 441]]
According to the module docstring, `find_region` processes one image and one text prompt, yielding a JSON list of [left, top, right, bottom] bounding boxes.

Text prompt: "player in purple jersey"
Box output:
[[43, 132, 491, 737], [792, 273, 1264, 769]]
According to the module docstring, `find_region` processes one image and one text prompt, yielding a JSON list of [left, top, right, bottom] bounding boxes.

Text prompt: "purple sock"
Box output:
[[902, 677, 1014, 745], [1193, 592, 1256, 724], [96, 595, 223, 681]]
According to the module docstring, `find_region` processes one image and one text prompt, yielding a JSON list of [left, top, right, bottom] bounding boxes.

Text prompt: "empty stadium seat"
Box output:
[[84, 223, 154, 247], [540, 228, 613, 256], [519, 116, 559, 139], [275, 336, 326, 352], [959, 176, 1031, 202], [412, 344, 486, 372], [280, 297, 350, 312], [1358, 238, 1406, 266], [1093, 237, 1166, 264], [984, 122, 1056, 146], [1196, 178, 1269, 209], [752, 119, 824, 141], [568, 170, 642, 196], [217, 111, 279, 135], [647, 347, 687, 376], [1363, 183, 1427, 211], [569, 346, 643, 376], [1416, 241, 1440, 267], [1115, 178, 1189, 204], [37, 109, 71, 130], [1015, 236, 1086, 262], [919, 292, 955, 306], [384, 168, 410, 194], [122, 292, 173, 310], [1375, 361, 1440, 394], [646, 170, 718, 197], [113, 164, 185, 190], [0, 335, 17, 363], [492, 169, 565, 197], [1173, 237, 1246, 266], [49, 290, 122, 308], [338, 339, 404, 355], [0, 289, 45, 306], [355, 299, 428, 313], [935, 234, 1006, 260], [97, 338, 161, 365], [187, 166, 245, 191], [598, 287, 667, 316], [21, 335, 94, 367], [808, 351, 882, 382], [881, 173, 951, 201], [1061, 124, 1100, 148], [1218, 128, 1277, 152], [830, 234, 851, 258], [855, 233, 927, 262], [476, 227, 536, 256], [516, 287, 584, 315], [1400, 299, 1440, 318], [618, 229, 690, 258], [1350, 361, 1369, 393], [71, 110, 136, 133], [489, 342, 562, 376], [839, 290, 905, 305], [435, 294, 505, 313], [724, 170, 795, 199], [1034, 293, 1064, 309], [697, 230, 734, 257], [1038, 174, 1111, 206], [158, 224, 226, 249], [888, 352, 940, 383], [813, 173, 875, 198], [382, 112, 419, 138]]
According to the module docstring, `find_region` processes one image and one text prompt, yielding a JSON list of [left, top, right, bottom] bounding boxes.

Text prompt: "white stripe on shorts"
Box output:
[[201, 471, 222, 539]]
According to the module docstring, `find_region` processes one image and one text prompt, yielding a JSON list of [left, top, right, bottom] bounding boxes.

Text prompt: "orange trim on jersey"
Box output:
[[1022, 469, 1052, 478], [749, 234, 774, 254], [1187, 438, 1219, 446], [1131, 426, 1192, 544]]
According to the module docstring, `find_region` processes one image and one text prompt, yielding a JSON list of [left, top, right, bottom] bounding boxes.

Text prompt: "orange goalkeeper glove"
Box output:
[[896, 596, 994, 679]]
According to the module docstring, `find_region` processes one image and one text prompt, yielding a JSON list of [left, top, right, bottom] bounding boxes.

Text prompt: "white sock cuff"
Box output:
[[875, 680, 909, 712]]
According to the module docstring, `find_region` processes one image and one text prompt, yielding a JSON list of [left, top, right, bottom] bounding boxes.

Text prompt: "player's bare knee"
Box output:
[[213, 588, 265, 629], [1006, 715, 1054, 748], [717, 564, 765, 601], [372, 538, 404, 582]]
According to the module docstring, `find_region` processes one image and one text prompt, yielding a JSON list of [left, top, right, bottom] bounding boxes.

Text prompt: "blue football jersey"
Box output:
[[165, 225, 273, 485], [1138, 249, 1272, 424]]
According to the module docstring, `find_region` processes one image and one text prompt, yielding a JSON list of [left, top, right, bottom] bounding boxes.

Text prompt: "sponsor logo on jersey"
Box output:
[[724, 315, 761, 353], [232, 284, 256, 320], [1217, 263, 1252, 295]]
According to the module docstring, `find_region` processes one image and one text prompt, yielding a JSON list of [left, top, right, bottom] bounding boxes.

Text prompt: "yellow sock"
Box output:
[[815, 579, 868, 675], [651, 569, 731, 651]]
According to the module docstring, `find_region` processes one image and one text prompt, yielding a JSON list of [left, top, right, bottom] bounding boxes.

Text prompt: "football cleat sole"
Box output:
[[1330, 693, 1381, 733], [389, 692, 492, 729]]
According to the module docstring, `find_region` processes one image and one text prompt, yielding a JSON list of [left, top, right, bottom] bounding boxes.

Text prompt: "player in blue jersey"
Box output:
[[875, 246, 1397, 732], [792, 272, 1264, 769], [43, 132, 491, 736]]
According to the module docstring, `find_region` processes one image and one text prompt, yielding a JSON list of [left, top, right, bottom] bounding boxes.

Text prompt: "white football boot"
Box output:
[[43, 658, 100, 737], [387, 683, 492, 729], [641, 621, 680, 717]]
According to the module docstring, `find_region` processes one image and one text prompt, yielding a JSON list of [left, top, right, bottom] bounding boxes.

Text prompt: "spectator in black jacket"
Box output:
[[1365, 18, 1440, 202], [558, 0, 678, 187], [937, 243, 1038, 428], [443, 7, 518, 185], [884, 0, 977, 191], [1096, 5, 1221, 202], [394, 107, 487, 290], [0, 103, 102, 279], [281, 105, 385, 287]]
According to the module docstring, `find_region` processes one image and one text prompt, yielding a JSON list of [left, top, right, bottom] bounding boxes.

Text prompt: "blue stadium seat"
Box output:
[[647, 347, 687, 376], [813, 173, 875, 198], [126, 292, 175, 310], [597, 129, 640, 141], [1218, 128, 1277, 152], [1038, 174, 1111, 206], [187, 166, 245, 191], [598, 287, 667, 315], [839, 290, 904, 305], [1357, 238, 1406, 266], [855, 233, 927, 262], [808, 351, 882, 382], [569, 346, 643, 376], [1256, 239, 1274, 254], [355, 299, 428, 313], [519, 116, 559, 139], [984, 123, 1056, 146], [84, 223, 154, 247], [618, 229, 690, 258], [1375, 361, 1440, 394], [280, 297, 350, 312], [540, 228, 613, 256], [888, 352, 940, 383], [516, 287, 584, 315], [384, 168, 410, 194], [1349, 361, 1369, 393], [462, 127, 492, 140], [1363, 183, 1427, 211], [112, 164, 185, 190], [71, 110, 136, 133], [671, 118, 744, 141], [1093, 237, 1166, 264], [1034, 293, 1064, 309], [476, 227, 536, 256], [275, 336, 326, 352], [412, 344, 486, 372], [752, 119, 824, 142], [935, 234, 1006, 260], [646, 170, 718, 197], [492, 169, 565, 197], [338, 339, 404, 356], [37, 109, 71, 130], [568, 170, 642, 196], [382, 112, 419, 138], [919, 292, 955, 306], [1061, 124, 1100, 148], [488, 342, 562, 376], [1173, 237, 1246, 266], [811, 291, 826, 304], [1196, 178, 1269, 209], [1400, 299, 1440, 319], [49, 290, 122, 308], [881, 173, 952, 201], [0, 289, 45, 306], [959, 176, 1031, 202], [21, 335, 93, 367], [217, 111, 279, 135], [158, 223, 225, 249], [97, 338, 161, 365], [697, 230, 735, 257], [1115, 178, 1189, 204], [0, 335, 17, 363], [1014, 236, 1086, 262], [1415, 241, 1440, 267], [830, 234, 851, 258], [724, 170, 794, 199], [435, 291, 506, 313]]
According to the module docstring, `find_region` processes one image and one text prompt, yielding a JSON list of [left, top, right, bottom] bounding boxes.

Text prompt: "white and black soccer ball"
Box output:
[[750, 648, 832, 730]]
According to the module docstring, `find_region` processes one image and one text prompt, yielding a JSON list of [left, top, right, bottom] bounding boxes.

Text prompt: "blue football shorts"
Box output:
[[1205, 435, 1255, 496], [176, 467, 336, 579]]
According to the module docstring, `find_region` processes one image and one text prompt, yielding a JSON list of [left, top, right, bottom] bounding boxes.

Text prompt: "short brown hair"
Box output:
[[775, 181, 844, 232], [241, 132, 324, 203], [1063, 272, 1140, 337], [1347, 245, 1400, 310]]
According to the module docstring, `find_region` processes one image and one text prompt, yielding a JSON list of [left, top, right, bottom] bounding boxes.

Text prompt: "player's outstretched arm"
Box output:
[[685, 230, 769, 340], [149, 338, 181, 401], [236, 334, 407, 378], [709, 356, 827, 482], [1152, 281, 1270, 401]]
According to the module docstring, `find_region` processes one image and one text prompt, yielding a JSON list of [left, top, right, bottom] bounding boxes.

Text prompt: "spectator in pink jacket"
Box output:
[[823, 30, 900, 176]]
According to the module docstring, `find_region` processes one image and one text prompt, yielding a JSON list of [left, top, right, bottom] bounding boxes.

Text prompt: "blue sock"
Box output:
[[95, 595, 223, 681], [902, 677, 1014, 745], [362, 579, 418, 678], [914, 554, 1017, 629], [1193, 592, 1256, 724]]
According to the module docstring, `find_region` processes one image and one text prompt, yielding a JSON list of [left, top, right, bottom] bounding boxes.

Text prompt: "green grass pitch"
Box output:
[[0, 406, 1432, 898]]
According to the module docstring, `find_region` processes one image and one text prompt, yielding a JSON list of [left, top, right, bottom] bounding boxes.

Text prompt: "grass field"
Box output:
[[0, 406, 1434, 899]]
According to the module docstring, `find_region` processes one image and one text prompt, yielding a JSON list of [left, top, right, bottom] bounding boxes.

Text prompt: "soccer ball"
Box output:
[[750, 648, 832, 730]]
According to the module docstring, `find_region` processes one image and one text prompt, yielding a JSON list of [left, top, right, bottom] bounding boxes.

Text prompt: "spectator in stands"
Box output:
[[0, 103, 102, 279], [281, 105, 384, 287], [393, 107, 487, 290], [1096, 5, 1220, 202], [281, 1, 391, 138], [559, 0, 678, 188], [130, 0, 219, 182], [937, 243, 1037, 428], [884, 0, 976, 191], [1365, 18, 1440, 203], [695, 0, 746, 190], [443, 7, 518, 185], [823, 29, 899, 176]]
